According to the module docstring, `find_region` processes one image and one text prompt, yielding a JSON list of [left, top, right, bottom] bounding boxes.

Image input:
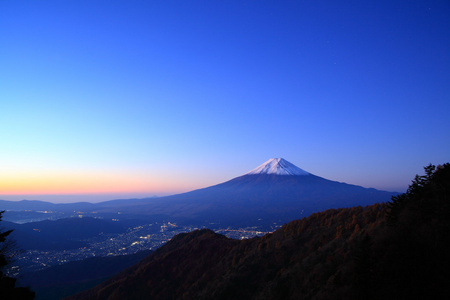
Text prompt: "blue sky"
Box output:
[[1, 0, 449, 202]]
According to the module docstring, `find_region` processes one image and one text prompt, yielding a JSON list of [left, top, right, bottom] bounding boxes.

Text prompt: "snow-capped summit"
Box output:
[[245, 158, 310, 176]]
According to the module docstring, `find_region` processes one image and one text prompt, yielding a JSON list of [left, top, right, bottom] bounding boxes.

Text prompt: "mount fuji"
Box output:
[[97, 158, 397, 227], [245, 158, 310, 176]]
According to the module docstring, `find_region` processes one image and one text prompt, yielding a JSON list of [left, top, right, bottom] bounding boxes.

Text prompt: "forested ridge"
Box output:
[[66, 164, 450, 300]]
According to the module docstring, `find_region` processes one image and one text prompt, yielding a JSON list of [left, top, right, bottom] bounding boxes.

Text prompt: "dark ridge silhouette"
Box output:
[[64, 205, 386, 300]]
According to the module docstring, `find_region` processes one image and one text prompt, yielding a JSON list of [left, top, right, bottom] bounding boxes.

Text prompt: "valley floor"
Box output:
[[10, 221, 278, 275]]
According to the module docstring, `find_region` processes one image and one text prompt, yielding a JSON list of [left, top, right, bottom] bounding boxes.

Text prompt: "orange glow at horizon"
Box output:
[[0, 171, 200, 196]]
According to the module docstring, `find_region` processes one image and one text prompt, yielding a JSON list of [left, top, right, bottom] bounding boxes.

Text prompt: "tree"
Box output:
[[378, 163, 450, 299], [0, 211, 35, 300], [387, 163, 450, 225]]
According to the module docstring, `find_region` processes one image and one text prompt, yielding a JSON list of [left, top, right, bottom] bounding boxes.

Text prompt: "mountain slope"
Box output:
[[96, 158, 396, 226], [64, 205, 386, 300]]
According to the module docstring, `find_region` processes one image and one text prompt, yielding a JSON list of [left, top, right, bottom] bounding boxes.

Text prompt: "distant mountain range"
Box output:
[[1, 158, 397, 227]]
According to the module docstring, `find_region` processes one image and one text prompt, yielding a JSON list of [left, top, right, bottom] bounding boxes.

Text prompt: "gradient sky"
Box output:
[[1, 1, 449, 203]]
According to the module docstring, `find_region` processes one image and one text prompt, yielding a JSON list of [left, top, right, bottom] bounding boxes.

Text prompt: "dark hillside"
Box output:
[[65, 204, 387, 300]]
